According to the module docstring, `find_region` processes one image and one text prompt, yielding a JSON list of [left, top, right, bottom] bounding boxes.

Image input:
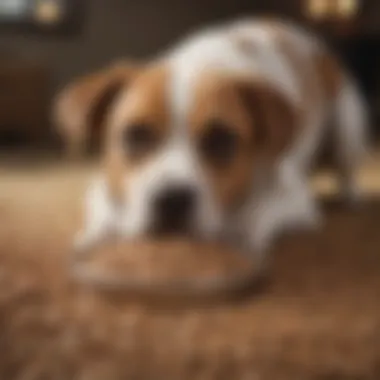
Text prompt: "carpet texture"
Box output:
[[1, 162, 380, 380]]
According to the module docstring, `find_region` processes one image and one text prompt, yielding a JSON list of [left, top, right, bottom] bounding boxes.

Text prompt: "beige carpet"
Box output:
[[0, 155, 380, 380]]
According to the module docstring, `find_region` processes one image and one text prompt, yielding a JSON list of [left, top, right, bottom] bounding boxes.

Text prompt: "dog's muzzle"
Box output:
[[150, 184, 198, 235]]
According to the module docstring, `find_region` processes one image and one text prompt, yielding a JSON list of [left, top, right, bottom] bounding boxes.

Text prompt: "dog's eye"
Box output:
[[199, 121, 238, 167], [123, 124, 158, 158]]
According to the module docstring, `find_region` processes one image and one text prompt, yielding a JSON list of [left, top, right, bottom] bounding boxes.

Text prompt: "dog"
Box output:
[[54, 18, 367, 271]]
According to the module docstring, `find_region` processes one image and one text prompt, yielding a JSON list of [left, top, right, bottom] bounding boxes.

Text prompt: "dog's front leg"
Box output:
[[240, 166, 321, 268], [73, 178, 120, 257]]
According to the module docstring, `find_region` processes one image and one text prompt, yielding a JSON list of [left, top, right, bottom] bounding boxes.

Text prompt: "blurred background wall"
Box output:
[[0, 0, 304, 90], [0, 0, 378, 149]]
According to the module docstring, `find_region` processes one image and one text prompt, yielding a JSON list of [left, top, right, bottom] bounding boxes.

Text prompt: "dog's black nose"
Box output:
[[153, 185, 197, 233]]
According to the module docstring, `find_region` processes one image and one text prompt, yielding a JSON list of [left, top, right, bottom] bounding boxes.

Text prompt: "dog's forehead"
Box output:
[[111, 64, 169, 129], [186, 70, 253, 139], [190, 71, 239, 110], [110, 60, 245, 138], [168, 66, 245, 132]]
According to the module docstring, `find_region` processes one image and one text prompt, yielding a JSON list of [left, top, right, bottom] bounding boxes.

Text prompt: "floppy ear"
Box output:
[[236, 78, 299, 162], [53, 61, 141, 158]]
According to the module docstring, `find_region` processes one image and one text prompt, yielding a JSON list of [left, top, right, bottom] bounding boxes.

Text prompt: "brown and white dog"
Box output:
[[55, 18, 367, 267]]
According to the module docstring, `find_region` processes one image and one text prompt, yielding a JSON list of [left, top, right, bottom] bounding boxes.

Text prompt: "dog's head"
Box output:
[[55, 61, 298, 240]]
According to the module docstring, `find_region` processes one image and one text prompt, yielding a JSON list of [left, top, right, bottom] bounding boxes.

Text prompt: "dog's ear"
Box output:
[[53, 61, 141, 158], [236, 77, 299, 162]]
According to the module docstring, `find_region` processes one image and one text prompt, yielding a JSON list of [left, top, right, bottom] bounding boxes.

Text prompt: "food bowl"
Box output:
[[70, 239, 263, 299]]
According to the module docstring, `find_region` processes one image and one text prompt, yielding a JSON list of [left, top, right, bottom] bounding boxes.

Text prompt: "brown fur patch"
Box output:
[[189, 71, 297, 211], [189, 72, 256, 210], [108, 65, 169, 136], [267, 21, 344, 170], [268, 22, 321, 122], [54, 61, 141, 158], [230, 20, 316, 132], [103, 65, 170, 200], [313, 49, 343, 99]]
